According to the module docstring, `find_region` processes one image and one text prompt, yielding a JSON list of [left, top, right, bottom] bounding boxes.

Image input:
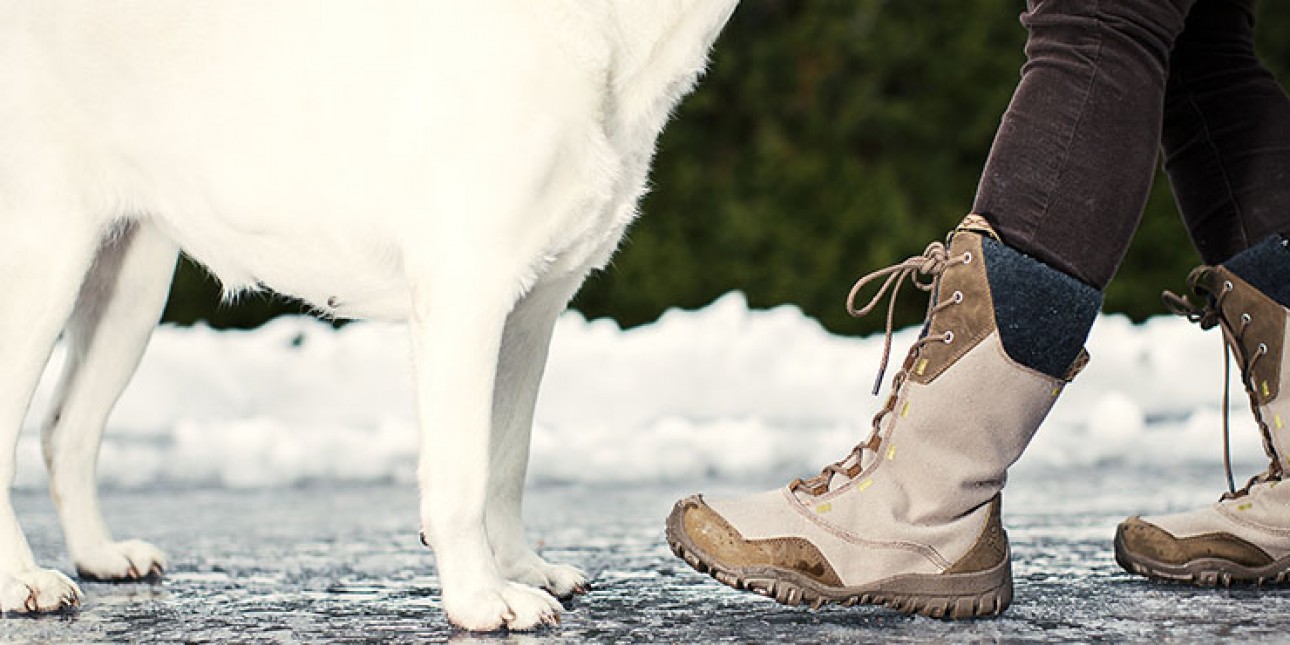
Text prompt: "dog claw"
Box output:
[[75, 540, 167, 583]]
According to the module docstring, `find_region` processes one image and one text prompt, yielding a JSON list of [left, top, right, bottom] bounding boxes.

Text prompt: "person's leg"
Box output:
[[1161, 0, 1290, 264], [667, 1, 1199, 618], [974, 0, 1194, 289], [1116, 0, 1290, 586]]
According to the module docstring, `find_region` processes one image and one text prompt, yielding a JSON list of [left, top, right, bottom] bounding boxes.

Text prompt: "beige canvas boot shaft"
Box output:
[[668, 215, 1102, 618], [1118, 238, 1290, 585]]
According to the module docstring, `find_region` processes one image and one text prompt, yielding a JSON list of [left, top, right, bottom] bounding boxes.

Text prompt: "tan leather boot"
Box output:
[[666, 215, 1101, 618], [1117, 238, 1290, 586]]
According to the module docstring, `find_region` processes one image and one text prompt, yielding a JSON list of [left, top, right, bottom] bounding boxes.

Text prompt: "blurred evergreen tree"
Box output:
[[162, 0, 1290, 336]]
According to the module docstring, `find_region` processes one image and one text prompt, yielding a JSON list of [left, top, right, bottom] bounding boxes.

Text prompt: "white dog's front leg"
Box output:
[[0, 219, 100, 613], [410, 282, 560, 632], [487, 278, 587, 598]]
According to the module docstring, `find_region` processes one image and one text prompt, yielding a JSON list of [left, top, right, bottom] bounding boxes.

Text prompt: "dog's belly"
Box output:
[[129, 95, 629, 320], [141, 148, 626, 322], [165, 219, 413, 320], [9, 1, 632, 320]]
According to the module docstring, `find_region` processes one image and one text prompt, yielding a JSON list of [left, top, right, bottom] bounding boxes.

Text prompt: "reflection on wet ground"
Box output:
[[3, 465, 1290, 643]]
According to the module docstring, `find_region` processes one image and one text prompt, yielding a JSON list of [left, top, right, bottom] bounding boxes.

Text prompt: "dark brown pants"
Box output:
[[973, 0, 1290, 288]]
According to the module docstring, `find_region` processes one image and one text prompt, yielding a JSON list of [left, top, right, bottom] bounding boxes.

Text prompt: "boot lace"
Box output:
[[789, 241, 972, 496], [1164, 283, 1281, 499]]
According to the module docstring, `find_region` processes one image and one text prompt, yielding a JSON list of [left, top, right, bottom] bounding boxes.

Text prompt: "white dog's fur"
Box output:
[[0, 1, 736, 630]]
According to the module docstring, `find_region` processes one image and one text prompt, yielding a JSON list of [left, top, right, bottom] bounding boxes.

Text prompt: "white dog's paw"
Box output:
[[75, 540, 166, 583], [443, 581, 562, 632], [0, 569, 82, 613], [498, 552, 589, 599]]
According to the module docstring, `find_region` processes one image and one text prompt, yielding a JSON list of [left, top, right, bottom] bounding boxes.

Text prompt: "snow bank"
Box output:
[[16, 292, 1263, 489]]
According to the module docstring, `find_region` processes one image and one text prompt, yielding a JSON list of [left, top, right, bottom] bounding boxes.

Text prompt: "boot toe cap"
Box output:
[[666, 495, 843, 587], [1117, 515, 1273, 568]]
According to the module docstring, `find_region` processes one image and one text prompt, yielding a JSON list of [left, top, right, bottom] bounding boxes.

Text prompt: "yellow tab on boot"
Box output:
[[901, 401, 911, 417], [1263, 380, 1271, 398], [1277, 414, 1284, 430], [1237, 502, 1253, 512], [916, 358, 928, 376], [857, 479, 874, 492], [1051, 385, 1062, 398], [886, 445, 897, 461], [815, 502, 833, 514]]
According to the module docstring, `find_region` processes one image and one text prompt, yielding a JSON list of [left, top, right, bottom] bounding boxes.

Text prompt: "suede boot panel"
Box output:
[[1140, 481, 1290, 559], [1195, 266, 1286, 404], [1223, 235, 1290, 310], [944, 496, 1008, 574], [1119, 517, 1274, 567], [908, 232, 994, 385], [679, 497, 844, 586], [1192, 264, 1290, 468]]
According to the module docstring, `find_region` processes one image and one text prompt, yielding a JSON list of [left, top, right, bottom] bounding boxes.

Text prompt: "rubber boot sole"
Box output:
[[664, 500, 1012, 619], [1114, 523, 1290, 587]]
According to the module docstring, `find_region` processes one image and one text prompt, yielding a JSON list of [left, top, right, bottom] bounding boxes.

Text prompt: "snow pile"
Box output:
[[16, 292, 1263, 489]]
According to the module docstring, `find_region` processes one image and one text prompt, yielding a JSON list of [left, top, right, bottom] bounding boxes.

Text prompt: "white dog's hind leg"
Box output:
[[41, 223, 176, 583], [410, 278, 561, 631], [0, 214, 101, 612], [487, 277, 588, 598]]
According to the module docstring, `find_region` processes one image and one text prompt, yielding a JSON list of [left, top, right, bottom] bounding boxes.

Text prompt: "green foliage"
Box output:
[[162, 1, 1290, 335]]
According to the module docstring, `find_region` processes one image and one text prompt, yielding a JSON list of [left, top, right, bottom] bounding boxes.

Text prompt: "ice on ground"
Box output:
[[16, 291, 1263, 489]]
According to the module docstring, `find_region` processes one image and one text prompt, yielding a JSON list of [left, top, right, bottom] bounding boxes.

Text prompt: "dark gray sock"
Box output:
[[981, 237, 1103, 380]]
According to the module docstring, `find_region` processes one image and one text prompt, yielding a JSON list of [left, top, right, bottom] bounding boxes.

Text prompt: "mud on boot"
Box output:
[[666, 214, 1102, 618]]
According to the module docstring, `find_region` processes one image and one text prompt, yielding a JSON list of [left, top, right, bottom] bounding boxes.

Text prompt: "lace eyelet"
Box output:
[[1242, 313, 1252, 324], [961, 252, 973, 265], [943, 330, 955, 344], [952, 290, 964, 304], [1224, 280, 1234, 293], [1259, 343, 1269, 355]]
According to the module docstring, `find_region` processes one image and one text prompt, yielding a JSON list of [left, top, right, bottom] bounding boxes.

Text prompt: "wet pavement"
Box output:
[[3, 464, 1290, 643]]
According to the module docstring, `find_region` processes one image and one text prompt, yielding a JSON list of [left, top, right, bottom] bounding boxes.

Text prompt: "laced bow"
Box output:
[[790, 241, 970, 496], [846, 241, 962, 396], [1165, 283, 1279, 499]]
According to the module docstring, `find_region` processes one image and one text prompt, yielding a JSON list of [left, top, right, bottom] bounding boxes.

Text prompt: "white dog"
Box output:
[[0, 1, 736, 631]]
